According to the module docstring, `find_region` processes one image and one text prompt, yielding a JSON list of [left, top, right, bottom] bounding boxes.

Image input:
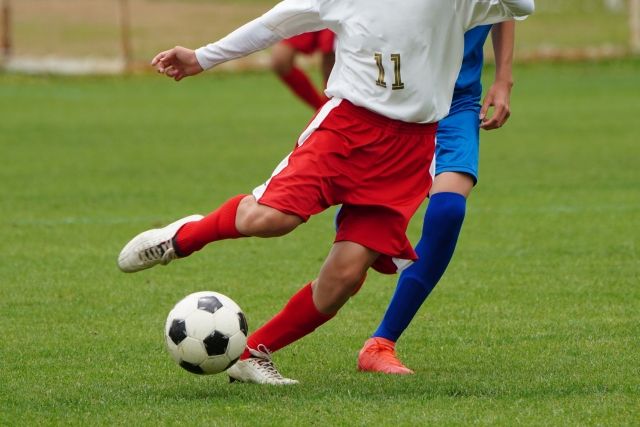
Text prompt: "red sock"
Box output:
[[174, 194, 246, 257], [241, 282, 334, 359], [279, 67, 327, 110]]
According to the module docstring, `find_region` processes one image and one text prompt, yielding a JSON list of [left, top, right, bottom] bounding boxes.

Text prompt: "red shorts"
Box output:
[[283, 30, 335, 55], [253, 98, 437, 272]]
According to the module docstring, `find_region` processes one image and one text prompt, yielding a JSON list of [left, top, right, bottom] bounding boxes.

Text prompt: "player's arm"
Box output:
[[480, 21, 515, 130], [152, 0, 324, 81]]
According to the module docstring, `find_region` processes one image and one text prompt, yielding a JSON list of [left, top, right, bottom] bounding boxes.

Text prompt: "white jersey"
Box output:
[[196, 0, 533, 123]]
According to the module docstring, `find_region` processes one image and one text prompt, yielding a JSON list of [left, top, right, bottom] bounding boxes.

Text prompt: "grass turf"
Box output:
[[1, 60, 639, 425]]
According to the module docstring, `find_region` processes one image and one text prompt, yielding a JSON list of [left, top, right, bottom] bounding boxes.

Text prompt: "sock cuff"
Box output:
[[291, 283, 335, 320], [430, 192, 467, 203], [220, 194, 248, 239], [280, 66, 304, 80]]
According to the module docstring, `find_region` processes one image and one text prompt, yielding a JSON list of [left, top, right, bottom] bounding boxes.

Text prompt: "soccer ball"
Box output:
[[165, 291, 248, 375]]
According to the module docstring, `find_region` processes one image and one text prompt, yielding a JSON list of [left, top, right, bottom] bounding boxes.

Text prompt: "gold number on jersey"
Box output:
[[374, 53, 387, 88], [390, 54, 404, 90], [374, 53, 404, 90]]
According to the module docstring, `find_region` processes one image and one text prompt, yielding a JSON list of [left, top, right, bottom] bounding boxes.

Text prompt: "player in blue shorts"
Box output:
[[357, 21, 517, 374]]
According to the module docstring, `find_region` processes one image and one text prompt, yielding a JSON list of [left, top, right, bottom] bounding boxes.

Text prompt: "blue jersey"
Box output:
[[436, 25, 492, 182], [450, 25, 492, 113]]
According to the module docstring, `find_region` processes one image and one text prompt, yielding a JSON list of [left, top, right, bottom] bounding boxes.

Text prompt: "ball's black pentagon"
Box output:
[[225, 357, 240, 371], [168, 319, 187, 345], [203, 330, 229, 356], [238, 312, 248, 336], [179, 360, 205, 375], [198, 295, 223, 314]]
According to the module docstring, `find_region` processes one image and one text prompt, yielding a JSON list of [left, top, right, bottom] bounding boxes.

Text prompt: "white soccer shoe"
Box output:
[[117, 214, 204, 273], [227, 345, 299, 385]]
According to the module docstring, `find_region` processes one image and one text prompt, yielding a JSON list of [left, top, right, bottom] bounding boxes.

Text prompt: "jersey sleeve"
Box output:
[[195, 0, 324, 70], [459, 0, 535, 30]]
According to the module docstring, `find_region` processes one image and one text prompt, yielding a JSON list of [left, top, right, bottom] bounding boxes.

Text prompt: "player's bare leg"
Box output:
[[235, 195, 303, 237], [311, 241, 376, 313], [228, 241, 376, 384], [271, 42, 296, 76], [271, 41, 327, 110], [320, 51, 335, 87], [429, 171, 474, 198]]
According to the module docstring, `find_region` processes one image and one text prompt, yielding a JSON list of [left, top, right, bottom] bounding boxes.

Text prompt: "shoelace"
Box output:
[[139, 240, 174, 263], [247, 344, 287, 380], [365, 342, 405, 365]]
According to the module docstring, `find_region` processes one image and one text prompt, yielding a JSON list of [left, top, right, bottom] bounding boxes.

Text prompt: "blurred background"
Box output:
[[1, 2, 639, 425], [1, 0, 639, 74]]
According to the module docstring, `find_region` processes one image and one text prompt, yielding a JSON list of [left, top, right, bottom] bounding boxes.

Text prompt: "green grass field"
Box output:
[[1, 60, 639, 425]]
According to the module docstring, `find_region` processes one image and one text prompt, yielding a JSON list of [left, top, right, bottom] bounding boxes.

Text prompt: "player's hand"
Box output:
[[480, 80, 512, 130], [151, 46, 204, 82]]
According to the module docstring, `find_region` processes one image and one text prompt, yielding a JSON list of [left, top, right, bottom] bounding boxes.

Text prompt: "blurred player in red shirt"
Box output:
[[272, 30, 335, 110]]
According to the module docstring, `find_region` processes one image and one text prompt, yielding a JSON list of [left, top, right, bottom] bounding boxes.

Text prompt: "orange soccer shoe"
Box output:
[[357, 337, 415, 375]]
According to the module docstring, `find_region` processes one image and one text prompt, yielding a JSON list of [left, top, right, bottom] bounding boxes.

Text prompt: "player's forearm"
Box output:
[[500, 0, 535, 17], [491, 21, 515, 86], [195, 19, 281, 70]]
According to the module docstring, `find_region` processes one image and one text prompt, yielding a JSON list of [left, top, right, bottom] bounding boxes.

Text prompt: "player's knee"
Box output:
[[236, 203, 300, 237], [271, 46, 295, 75], [313, 270, 363, 313], [331, 263, 367, 294], [271, 57, 292, 75]]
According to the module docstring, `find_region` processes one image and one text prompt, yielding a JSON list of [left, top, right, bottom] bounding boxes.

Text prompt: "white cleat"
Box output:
[[227, 345, 298, 385], [117, 214, 203, 273]]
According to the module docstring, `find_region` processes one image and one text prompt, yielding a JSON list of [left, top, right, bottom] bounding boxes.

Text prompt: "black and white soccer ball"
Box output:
[[165, 291, 248, 375]]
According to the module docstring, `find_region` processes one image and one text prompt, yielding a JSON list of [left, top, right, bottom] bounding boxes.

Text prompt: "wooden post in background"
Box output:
[[119, 0, 133, 71], [631, 0, 640, 54], [1, 0, 12, 62]]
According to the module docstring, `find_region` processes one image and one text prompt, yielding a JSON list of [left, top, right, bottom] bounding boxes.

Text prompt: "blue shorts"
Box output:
[[435, 105, 481, 184]]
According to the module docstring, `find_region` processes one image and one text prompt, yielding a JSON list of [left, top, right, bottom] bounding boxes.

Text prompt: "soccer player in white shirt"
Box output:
[[118, 0, 534, 384]]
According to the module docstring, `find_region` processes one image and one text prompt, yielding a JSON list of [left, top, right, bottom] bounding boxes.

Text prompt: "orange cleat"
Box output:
[[357, 337, 414, 375]]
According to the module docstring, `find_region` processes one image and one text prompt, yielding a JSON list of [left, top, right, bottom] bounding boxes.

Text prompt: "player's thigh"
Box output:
[[435, 108, 481, 190], [236, 195, 302, 237]]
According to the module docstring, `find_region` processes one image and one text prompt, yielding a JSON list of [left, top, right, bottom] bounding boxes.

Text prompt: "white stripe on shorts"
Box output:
[[253, 98, 343, 201]]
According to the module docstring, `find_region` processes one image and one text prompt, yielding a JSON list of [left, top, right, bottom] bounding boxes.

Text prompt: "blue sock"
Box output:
[[373, 192, 467, 342]]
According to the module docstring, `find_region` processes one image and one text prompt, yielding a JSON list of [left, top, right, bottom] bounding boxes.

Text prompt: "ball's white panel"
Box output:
[[199, 355, 231, 375], [165, 335, 181, 364], [178, 337, 207, 365], [210, 306, 241, 335], [184, 309, 217, 341], [226, 331, 247, 360], [167, 293, 200, 324]]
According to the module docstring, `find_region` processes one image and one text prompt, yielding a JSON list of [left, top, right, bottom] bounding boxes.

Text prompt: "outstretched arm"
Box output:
[[152, 0, 324, 81], [480, 21, 515, 130]]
